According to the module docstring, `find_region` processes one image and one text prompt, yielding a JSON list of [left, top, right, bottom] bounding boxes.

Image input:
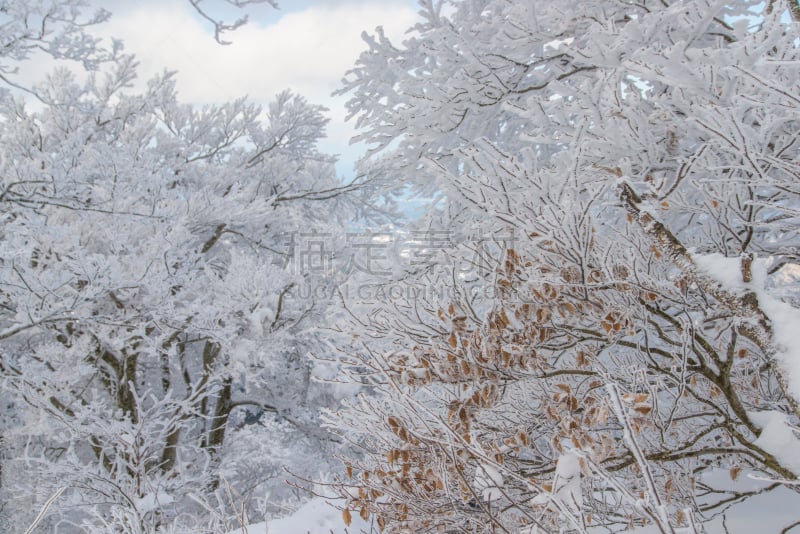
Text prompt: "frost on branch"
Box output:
[[0, 2, 382, 530], [327, 0, 800, 532], [0, 0, 112, 93]]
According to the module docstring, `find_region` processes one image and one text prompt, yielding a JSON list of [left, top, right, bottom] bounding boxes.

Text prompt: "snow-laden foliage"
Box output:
[[0, 0, 113, 89], [327, 0, 800, 532], [0, 3, 381, 532]]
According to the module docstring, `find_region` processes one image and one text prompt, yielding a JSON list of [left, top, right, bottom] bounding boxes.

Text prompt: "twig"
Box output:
[[24, 487, 66, 534]]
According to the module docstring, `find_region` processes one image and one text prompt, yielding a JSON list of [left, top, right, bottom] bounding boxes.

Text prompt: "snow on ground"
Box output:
[[630, 467, 800, 533], [692, 252, 748, 294], [225, 497, 370, 534], [694, 253, 800, 408], [752, 260, 800, 407], [750, 410, 800, 475]]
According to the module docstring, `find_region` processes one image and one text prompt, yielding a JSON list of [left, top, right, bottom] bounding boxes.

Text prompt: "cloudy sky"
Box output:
[[88, 0, 420, 175]]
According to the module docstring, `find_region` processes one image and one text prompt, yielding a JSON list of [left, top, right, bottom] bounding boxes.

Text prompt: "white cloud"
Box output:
[[92, 1, 417, 173]]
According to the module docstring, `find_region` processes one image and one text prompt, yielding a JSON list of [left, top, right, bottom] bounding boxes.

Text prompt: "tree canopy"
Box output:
[[0, 1, 380, 531], [2, 0, 800, 532], [326, 0, 800, 532]]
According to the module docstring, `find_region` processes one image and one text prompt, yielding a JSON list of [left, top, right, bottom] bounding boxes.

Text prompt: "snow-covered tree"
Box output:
[[0, 0, 113, 92], [327, 0, 800, 532], [0, 2, 379, 532]]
